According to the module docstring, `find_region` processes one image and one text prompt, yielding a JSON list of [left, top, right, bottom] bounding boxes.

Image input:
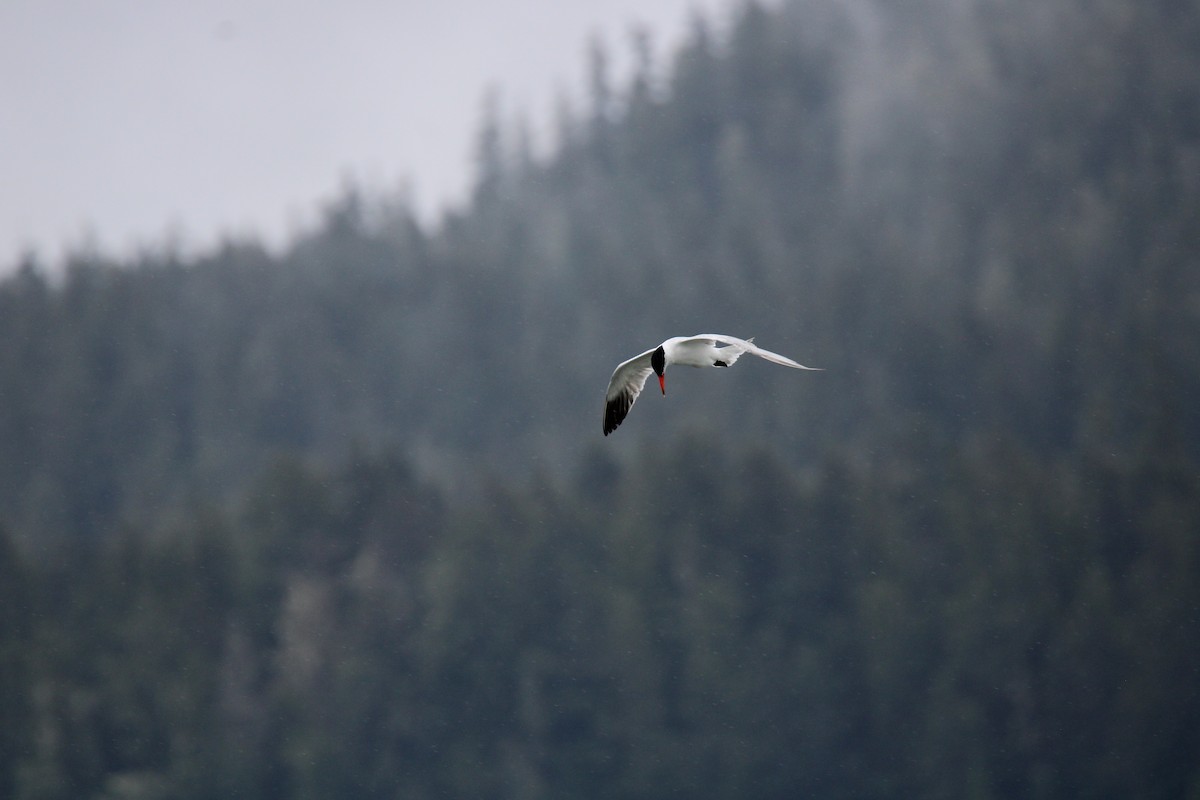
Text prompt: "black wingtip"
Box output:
[[603, 394, 631, 436]]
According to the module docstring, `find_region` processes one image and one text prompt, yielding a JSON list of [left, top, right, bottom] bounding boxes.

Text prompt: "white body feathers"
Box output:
[[603, 334, 820, 435]]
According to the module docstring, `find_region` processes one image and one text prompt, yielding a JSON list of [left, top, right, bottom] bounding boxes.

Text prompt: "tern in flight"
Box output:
[[603, 334, 820, 435]]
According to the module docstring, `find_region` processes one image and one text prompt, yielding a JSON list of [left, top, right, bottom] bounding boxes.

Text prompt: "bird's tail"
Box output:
[[716, 339, 751, 367]]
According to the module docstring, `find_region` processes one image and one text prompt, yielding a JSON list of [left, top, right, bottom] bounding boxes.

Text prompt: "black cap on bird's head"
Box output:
[[651, 345, 666, 394]]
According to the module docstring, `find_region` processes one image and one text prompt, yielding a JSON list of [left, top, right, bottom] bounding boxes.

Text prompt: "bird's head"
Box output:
[[651, 345, 666, 394]]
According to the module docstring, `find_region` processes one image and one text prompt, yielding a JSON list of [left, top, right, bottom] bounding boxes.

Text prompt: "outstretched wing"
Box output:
[[698, 334, 822, 370], [603, 348, 657, 435]]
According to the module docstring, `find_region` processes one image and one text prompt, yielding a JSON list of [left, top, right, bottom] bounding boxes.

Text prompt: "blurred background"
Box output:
[[2, 0, 1199, 797]]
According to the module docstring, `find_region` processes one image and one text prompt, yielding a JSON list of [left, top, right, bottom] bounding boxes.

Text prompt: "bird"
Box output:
[[603, 334, 820, 435]]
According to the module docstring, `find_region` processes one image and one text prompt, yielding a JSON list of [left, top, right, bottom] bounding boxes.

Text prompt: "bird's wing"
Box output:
[[603, 348, 657, 435], [697, 334, 822, 370]]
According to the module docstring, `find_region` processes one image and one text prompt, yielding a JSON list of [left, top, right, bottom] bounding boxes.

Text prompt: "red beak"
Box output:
[[658, 374, 666, 395]]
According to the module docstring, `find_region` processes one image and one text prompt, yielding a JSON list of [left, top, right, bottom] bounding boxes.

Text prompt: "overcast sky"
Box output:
[[1, 0, 736, 270]]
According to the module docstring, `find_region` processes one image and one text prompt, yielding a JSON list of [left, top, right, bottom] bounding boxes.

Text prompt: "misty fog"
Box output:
[[1, 0, 1198, 797]]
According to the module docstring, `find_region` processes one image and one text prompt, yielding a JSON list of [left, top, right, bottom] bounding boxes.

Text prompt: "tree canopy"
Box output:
[[1, 0, 1198, 796]]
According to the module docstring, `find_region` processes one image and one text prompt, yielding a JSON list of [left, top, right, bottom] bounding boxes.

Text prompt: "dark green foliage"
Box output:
[[4, 440, 1197, 798], [2, 0, 1199, 796]]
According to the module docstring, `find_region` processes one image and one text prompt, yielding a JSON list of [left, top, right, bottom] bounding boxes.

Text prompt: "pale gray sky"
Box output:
[[1, 0, 735, 269]]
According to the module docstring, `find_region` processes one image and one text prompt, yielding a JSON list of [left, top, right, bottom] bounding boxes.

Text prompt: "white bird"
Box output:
[[603, 334, 820, 435]]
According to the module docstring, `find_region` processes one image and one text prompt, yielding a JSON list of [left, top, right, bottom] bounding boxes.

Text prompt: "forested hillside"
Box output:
[[2, 0, 1199, 797]]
